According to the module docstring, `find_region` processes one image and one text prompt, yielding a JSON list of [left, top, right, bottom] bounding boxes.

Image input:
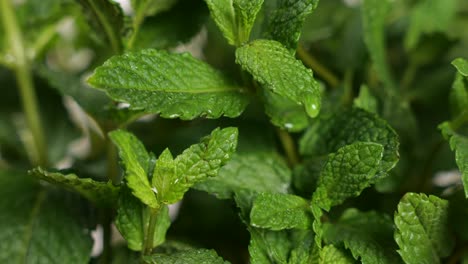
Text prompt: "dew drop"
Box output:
[[303, 94, 321, 118]]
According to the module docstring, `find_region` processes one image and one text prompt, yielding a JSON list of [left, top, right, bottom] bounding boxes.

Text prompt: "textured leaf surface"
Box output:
[[323, 209, 401, 264], [233, 0, 264, 44], [312, 142, 384, 211], [250, 193, 311, 230], [249, 228, 291, 264], [362, 0, 394, 89], [109, 129, 157, 208], [300, 108, 399, 178], [144, 249, 228, 264], [205, 0, 237, 45], [30, 168, 118, 207], [265, 0, 319, 51], [236, 39, 321, 118], [439, 122, 468, 197], [88, 50, 249, 120], [452, 58, 468, 77], [195, 151, 291, 199], [0, 170, 92, 263], [394, 193, 454, 264], [319, 245, 355, 264], [115, 189, 170, 251], [158, 127, 238, 204]]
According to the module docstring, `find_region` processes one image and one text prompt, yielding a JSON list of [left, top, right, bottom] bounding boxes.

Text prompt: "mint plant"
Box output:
[[1, 0, 468, 263]]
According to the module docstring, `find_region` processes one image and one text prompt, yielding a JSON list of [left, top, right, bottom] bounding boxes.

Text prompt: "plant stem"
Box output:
[[99, 210, 112, 264], [106, 142, 120, 184], [143, 206, 161, 256], [451, 110, 468, 131], [296, 44, 340, 88], [276, 128, 300, 167], [1, 0, 48, 166]]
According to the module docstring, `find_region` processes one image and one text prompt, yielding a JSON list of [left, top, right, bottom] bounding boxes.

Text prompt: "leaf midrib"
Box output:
[[21, 189, 46, 263], [106, 86, 245, 94]]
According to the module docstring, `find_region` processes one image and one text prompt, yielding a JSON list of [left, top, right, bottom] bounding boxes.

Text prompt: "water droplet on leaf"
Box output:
[[303, 93, 321, 118]]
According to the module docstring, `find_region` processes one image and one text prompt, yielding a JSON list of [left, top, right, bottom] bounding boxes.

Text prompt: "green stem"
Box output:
[[1, 0, 48, 166], [296, 44, 340, 88], [451, 110, 468, 131], [143, 206, 161, 256], [106, 142, 120, 184], [400, 61, 419, 91], [342, 69, 354, 105], [99, 210, 113, 264], [276, 128, 300, 167], [127, 3, 148, 50]]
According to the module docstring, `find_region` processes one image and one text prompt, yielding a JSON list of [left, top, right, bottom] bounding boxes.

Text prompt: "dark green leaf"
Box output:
[[236, 39, 321, 118], [30, 168, 119, 207], [88, 49, 249, 120], [249, 228, 291, 264], [144, 249, 228, 263], [394, 193, 454, 264]]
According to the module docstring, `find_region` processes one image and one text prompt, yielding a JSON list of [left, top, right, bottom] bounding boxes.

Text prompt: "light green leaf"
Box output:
[[77, 0, 124, 53], [236, 39, 321, 118], [319, 245, 355, 264], [262, 89, 310, 132], [453, 58, 468, 77], [30, 168, 119, 207], [439, 122, 468, 197], [405, 0, 457, 50], [449, 74, 468, 117], [233, 0, 264, 44], [312, 142, 384, 211], [323, 209, 401, 264], [158, 127, 238, 204], [151, 148, 176, 203], [249, 228, 291, 264], [88, 49, 249, 120], [265, 0, 319, 51], [131, 0, 178, 18], [115, 188, 170, 251], [362, 0, 395, 89], [300, 108, 399, 178], [0, 170, 92, 263], [394, 193, 454, 264], [195, 151, 291, 199], [144, 249, 228, 264], [109, 129, 158, 208], [354, 85, 378, 114], [250, 193, 312, 230]]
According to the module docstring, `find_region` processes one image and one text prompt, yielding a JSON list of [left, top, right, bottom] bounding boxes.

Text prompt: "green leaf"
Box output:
[[439, 122, 468, 197], [453, 58, 468, 77], [157, 127, 238, 204], [289, 230, 317, 264], [144, 249, 228, 264], [300, 108, 399, 178], [233, 0, 264, 44], [319, 245, 355, 264], [394, 193, 454, 264], [0, 170, 92, 263], [265, 0, 319, 51], [353, 85, 378, 114], [30, 168, 119, 207], [195, 151, 291, 199], [249, 228, 291, 264], [88, 49, 249, 120], [250, 193, 312, 230], [362, 0, 395, 89], [405, 0, 457, 50], [131, 0, 178, 18], [323, 209, 402, 264], [449, 74, 468, 117], [236, 39, 321, 118], [109, 129, 158, 208], [115, 188, 170, 251], [312, 142, 384, 211], [77, 0, 124, 53]]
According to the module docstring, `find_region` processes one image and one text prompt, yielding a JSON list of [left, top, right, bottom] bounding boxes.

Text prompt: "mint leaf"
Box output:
[[250, 193, 312, 230], [319, 245, 355, 264], [236, 39, 321, 118], [30, 168, 119, 207], [195, 151, 291, 199], [362, 0, 395, 89], [109, 129, 157, 208], [205, 0, 263, 46], [288, 230, 317, 264], [323, 209, 401, 264], [300, 108, 399, 178], [312, 142, 384, 211], [0, 170, 92, 263], [449, 74, 468, 117], [265, 0, 319, 51], [249, 228, 291, 264], [452, 58, 468, 77], [394, 193, 454, 264], [88, 49, 249, 120], [115, 188, 170, 251], [131, 0, 178, 18], [77, 0, 124, 53], [439, 122, 468, 197], [354, 85, 378, 114], [405, 0, 457, 50], [158, 127, 238, 204], [144, 249, 228, 263]]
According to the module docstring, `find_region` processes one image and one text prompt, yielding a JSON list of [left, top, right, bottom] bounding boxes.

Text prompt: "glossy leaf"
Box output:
[[88, 50, 249, 120]]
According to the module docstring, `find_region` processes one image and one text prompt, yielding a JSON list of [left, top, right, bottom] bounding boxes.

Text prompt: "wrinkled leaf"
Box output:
[[144, 249, 228, 263]]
